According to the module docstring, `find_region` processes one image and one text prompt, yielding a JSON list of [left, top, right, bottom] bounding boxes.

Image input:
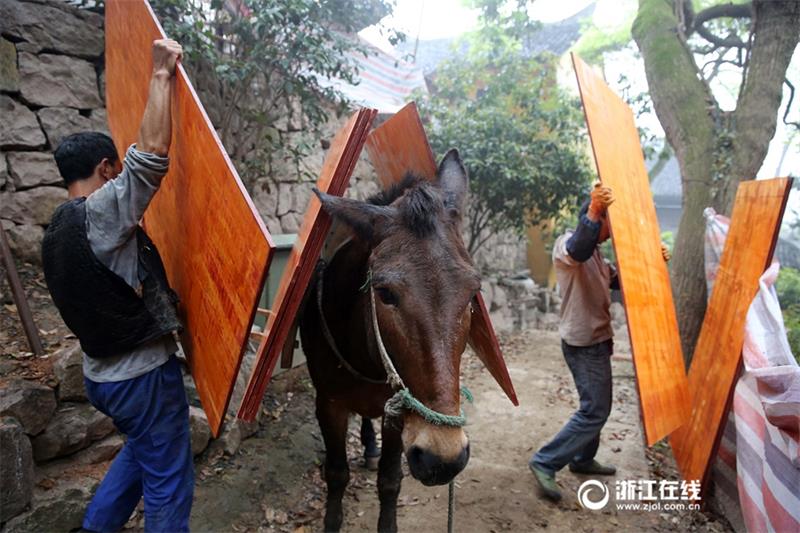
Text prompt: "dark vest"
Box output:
[[41, 198, 182, 358]]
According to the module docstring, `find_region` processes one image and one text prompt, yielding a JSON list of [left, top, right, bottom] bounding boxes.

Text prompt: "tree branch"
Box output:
[[675, 0, 693, 41], [467, 204, 493, 255], [691, 3, 753, 48], [633, 0, 717, 186], [700, 49, 742, 82], [783, 79, 800, 130], [473, 231, 495, 256], [721, 0, 800, 209]]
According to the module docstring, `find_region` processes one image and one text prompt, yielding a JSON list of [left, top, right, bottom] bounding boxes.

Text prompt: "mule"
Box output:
[[299, 149, 481, 532]]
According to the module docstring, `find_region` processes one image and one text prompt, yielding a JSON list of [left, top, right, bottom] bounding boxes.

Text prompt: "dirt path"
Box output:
[[187, 328, 731, 533]]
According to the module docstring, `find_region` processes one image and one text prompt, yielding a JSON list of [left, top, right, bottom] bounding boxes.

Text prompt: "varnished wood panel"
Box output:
[[106, 0, 273, 436], [572, 54, 690, 445], [238, 108, 378, 421], [365, 103, 438, 191], [366, 103, 518, 406], [670, 178, 791, 490]]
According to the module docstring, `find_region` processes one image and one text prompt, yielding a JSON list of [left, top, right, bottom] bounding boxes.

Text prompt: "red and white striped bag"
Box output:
[[704, 208, 800, 532]]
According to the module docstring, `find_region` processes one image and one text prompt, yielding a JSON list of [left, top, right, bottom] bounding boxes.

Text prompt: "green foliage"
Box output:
[[777, 267, 800, 307], [417, 1, 592, 255], [419, 51, 592, 254], [776, 267, 800, 362], [784, 314, 800, 364], [573, 23, 633, 64], [572, 0, 636, 64], [599, 239, 616, 264], [463, 0, 542, 60], [660, 230, 674, 252], [150, 0, 401, 189]]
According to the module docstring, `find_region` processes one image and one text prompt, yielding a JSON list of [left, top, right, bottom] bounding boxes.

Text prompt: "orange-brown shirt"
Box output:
[[552, 230, 613, 347]]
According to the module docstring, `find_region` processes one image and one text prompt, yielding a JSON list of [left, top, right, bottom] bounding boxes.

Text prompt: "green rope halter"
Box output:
[[385, 386, 474, 427]]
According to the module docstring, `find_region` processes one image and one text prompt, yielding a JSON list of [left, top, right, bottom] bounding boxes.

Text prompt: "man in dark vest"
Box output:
[[41, 39, 191, 532]]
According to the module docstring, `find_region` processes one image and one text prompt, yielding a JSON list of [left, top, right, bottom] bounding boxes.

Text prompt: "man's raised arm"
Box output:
[[137, 39, 182, 156]]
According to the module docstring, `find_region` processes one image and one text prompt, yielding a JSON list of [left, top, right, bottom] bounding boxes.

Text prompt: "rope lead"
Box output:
[[448, 480, 455, 533]]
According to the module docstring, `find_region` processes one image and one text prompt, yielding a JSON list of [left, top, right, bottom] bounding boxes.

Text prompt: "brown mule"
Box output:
[[299, 149, 480, 532]]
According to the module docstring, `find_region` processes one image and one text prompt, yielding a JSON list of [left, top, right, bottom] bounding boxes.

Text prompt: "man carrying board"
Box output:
[[42, 39, 193, 532], [529, 184, 670, 501]]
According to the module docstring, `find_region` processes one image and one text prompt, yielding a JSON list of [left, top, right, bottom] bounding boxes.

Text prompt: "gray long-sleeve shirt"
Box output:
[[82, 145, 177, 382]]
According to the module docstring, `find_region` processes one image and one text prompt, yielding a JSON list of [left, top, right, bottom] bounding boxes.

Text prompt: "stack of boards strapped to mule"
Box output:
[[238, 109, 378, 421], [240, 103, 520, 416]]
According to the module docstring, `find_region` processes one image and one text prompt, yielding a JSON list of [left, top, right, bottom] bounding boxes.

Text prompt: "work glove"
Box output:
[[587, 182, 614, 221], [661, 243, 671, 262]]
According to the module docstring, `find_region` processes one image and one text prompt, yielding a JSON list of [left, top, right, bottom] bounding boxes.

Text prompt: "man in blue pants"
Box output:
[[528, 184, 669, 501], [42, 39, 193, 531]]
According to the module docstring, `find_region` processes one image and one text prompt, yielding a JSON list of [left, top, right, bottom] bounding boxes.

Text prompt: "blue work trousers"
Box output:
[[531, 339, 613, 476], [82, 355, 194, 532]]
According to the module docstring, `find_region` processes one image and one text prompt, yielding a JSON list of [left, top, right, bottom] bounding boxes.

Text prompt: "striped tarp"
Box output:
[[712, 412, 745, 531], [320, 39, 428, 114], [222, 0, 426, 113], [705, 209, 800, 533]]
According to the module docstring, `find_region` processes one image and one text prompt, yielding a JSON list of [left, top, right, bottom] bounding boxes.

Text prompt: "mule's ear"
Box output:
[[436, 148, 468, 214], [313, 188, 394, 243]]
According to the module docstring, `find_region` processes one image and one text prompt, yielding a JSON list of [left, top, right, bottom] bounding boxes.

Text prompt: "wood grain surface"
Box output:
[[670, 178, 792, 490], [238, 108, 378, 421], [365, 103, 438, 191], [106, 0, 273, 436], [365, 103, 519, 406], [572, 54, 690, 445]]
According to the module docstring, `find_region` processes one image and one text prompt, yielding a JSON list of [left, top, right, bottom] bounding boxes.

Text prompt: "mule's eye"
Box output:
[[376, 287, 399, 306]]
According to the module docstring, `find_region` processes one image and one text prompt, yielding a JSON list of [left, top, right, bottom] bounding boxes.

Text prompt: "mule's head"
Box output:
[[316, 149, 479, 486]]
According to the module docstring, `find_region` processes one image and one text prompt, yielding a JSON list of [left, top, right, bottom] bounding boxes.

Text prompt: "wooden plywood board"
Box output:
[[670, 178, 792, 489], [106, 0, 273, 436], [365, 103, 518, 406], [572, 54, 690, 445], [366, 103, 438, 191], [238, 108, 378, 421]]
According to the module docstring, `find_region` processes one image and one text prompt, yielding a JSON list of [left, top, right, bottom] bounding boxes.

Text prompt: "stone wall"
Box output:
[[0, 0, 110, 265], [0, 340, 215, 530], [249, 111, 383, 237]]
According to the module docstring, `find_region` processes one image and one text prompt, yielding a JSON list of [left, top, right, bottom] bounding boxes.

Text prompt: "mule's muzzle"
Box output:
[[407, 442, 470, 486]]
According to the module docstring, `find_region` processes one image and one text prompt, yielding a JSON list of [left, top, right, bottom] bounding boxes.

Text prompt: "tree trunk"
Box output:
[[633, 0, 716, 363], [633, 0, 800, 363]]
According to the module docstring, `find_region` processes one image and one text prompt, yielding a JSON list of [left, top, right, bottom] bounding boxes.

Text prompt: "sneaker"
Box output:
[[528, 462, 562, 501], [568, 460, 617, 476]]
